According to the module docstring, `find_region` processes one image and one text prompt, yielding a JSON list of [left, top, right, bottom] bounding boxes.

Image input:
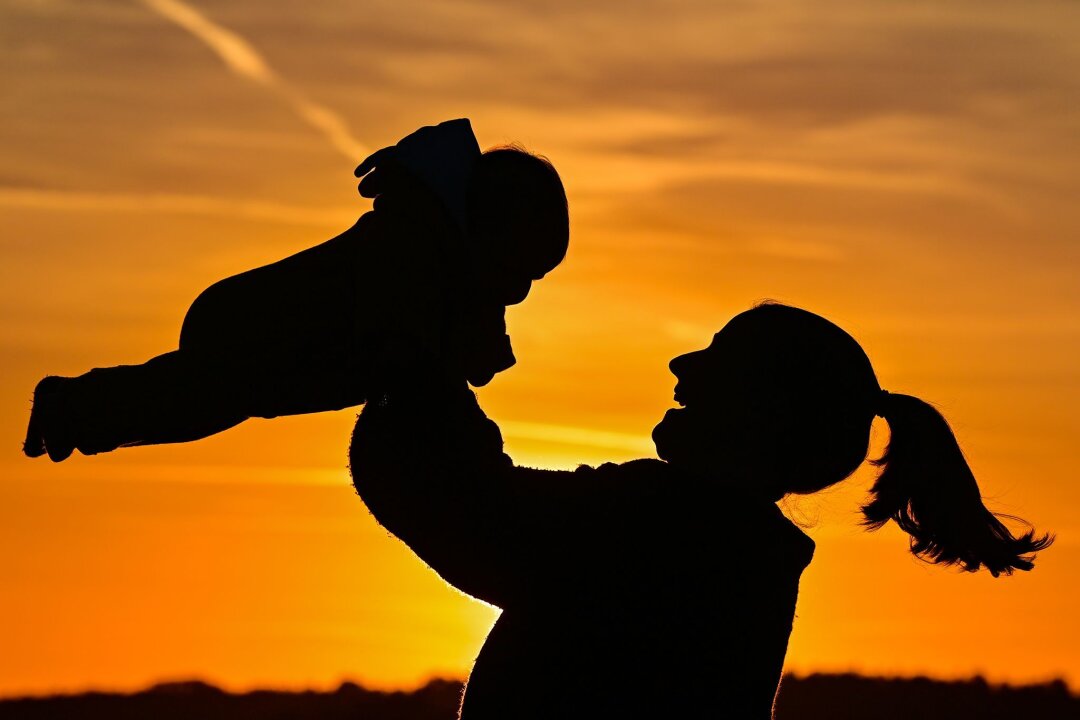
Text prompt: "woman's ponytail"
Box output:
[[862, 392, 1053, 577]]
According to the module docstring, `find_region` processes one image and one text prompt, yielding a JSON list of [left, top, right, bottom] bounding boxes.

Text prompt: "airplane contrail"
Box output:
[[138, 0, 368, 162]]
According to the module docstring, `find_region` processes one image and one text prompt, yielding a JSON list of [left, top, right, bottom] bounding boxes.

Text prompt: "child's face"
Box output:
[[469, 237, 535, 306]]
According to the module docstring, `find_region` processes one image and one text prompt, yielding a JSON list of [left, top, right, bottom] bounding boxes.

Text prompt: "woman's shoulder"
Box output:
[[570, 458, 677, 498], [769, 505, 816, 571], [566, 460, 814, 564], [692, 486, 816, 572]]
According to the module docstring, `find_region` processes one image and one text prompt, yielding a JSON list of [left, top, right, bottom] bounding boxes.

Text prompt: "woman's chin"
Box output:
[[652, 408, 686, 460]]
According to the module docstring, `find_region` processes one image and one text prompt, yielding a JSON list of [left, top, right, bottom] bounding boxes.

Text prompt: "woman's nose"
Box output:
[[669, 351, 700, 378]]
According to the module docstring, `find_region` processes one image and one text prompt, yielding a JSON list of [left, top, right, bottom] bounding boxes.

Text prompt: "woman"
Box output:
[[349, 302, 1051, 719]]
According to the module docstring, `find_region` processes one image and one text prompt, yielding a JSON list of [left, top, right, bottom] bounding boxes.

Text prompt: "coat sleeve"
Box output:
[[348, 358, 650, 608]]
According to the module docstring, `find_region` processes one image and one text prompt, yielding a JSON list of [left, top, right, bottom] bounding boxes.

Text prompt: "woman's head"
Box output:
[[653, 302, 1052, 575], [653, 303, 879, 496]]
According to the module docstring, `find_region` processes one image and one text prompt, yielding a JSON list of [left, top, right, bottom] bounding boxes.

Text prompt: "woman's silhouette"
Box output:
[[350, 302, 1052, 719]]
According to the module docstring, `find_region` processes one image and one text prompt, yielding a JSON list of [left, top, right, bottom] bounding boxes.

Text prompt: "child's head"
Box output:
[[466, 146, 569, 305], [653, 301, 1052, 576]]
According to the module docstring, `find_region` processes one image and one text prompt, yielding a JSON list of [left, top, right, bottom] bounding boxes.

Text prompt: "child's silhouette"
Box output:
[[23, 119, 569, 461], [350, 302, 1052, 719]]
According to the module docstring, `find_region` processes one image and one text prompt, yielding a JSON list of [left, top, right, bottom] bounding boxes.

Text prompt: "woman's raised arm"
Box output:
[[348, 351, 653, 608]]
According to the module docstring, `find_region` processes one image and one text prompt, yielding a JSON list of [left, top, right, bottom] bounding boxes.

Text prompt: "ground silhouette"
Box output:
[[0, 674, 1075, 719]]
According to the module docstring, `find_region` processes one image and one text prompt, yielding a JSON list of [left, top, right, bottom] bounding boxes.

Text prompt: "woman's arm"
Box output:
[[348, 351, 652, 608]]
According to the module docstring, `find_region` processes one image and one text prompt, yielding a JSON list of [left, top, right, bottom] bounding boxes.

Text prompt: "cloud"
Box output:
[[0, 187, 351, 227], [263, 0, 1078, 136], [138, 0, 367, 161], [500, 419, 654, 454]]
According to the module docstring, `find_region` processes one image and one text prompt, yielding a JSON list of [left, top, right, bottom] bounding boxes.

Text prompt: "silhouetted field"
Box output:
[[0, 674, 1075, 719]]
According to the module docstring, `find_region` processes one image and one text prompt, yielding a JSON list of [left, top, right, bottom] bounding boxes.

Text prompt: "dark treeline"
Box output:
[[775, 674, 1077, 719], [0, 674, 1075, 719], [0, 679, 463, 720]]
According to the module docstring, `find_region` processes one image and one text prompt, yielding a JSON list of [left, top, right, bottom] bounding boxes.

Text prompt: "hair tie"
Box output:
[[875, 389, 891, 418]]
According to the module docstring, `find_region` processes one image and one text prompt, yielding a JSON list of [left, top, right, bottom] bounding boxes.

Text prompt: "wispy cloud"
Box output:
[[0, 187, 352, 226], [138, 0, 367, 161], [500, 419, 654, 455]]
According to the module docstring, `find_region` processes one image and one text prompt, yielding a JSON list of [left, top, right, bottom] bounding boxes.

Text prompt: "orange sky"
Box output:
[[2, 0, 1079, 698]]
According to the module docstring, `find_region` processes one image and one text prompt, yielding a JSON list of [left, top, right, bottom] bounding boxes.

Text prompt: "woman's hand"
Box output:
[[356, 120, 479, 230], [355, 146, 406, 201]]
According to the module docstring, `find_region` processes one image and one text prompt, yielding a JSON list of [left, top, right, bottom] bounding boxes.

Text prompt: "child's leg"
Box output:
[[24, 351, 250, 461], [24, 222, 378, 461], [178, 222, 370, 419]]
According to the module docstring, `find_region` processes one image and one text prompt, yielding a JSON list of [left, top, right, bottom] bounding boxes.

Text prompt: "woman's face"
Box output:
[[652, 307, 879, 489], [651, 329, 742, 472], [651, 312, 793, 478]]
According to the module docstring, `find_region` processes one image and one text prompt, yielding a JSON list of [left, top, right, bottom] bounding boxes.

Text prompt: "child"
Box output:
[[348, 301, 1053, 718], [23, 119, 569, 462]]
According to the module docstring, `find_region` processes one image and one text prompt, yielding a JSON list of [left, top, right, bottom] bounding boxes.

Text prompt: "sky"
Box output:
[[2, 0, 1079, 697]]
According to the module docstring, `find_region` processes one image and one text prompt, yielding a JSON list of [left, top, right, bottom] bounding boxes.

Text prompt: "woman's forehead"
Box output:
[[703, 316, 780, 359]]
